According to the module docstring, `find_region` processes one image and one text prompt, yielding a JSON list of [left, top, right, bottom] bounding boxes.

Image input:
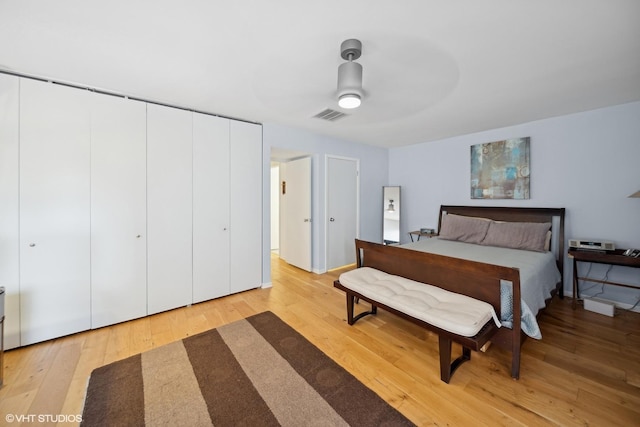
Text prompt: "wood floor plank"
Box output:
[[27, 342, 82, 425]]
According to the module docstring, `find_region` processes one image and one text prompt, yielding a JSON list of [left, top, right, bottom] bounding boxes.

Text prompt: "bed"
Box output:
[[414, 207, 564, 360], [402, 236, 560, 339], [340, 205, 565, 380]]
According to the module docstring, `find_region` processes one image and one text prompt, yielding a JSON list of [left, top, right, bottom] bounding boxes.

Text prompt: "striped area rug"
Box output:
[[81, 311, 414, 426]]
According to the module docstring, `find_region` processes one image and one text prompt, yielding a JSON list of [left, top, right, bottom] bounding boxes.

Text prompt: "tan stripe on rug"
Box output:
[[140, 341, 212, 426], [217, 318, 349, 426]]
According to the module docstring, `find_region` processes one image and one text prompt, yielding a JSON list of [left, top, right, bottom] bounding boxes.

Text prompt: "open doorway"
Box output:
[[271, 148, 312, 273]]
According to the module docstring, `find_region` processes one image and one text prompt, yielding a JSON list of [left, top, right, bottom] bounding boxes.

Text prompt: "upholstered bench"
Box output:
[[334, 267, 501, 383]]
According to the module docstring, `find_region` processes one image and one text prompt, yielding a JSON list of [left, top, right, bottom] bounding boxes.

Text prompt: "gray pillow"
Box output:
[[481, 221, 551, 252], [438, 214, 490, 244]]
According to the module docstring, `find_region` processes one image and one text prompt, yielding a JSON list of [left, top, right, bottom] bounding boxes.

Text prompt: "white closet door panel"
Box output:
[[147, 104, 193, 314], [0, 74, 20, 349], [193, 113, 230, 303], [19, 79, 91, 345], [229, 121, 262, 293], [91, 94, 147, 328]]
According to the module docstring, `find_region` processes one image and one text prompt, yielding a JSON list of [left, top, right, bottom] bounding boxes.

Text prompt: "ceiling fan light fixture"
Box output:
[[338, 93, 361, 109], [337, 39, 363, 109], [387, 199, 395, 212]]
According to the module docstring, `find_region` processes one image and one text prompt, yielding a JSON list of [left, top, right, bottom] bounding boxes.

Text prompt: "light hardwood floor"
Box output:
[[1, 253, 639, 426]]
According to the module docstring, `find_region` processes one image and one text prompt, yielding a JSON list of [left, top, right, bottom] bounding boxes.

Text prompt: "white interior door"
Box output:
[[280, 157, 312, 272], [193, 113, 230, 303], [327, 156, 359, 270], [147, 104, 193, 314], [91, 94, 147, 328], [19, 79, 91, 345]]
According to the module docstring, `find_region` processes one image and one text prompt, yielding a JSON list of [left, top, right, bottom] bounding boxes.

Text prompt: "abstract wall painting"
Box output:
[[470, 137, 530, 199]]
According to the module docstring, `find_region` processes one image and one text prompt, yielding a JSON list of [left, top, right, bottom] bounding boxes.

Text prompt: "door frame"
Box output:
[[324, 154, 360, 271]]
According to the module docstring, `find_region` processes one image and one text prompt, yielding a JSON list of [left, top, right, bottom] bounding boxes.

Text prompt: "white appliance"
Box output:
[[568, 239, 615, 251]]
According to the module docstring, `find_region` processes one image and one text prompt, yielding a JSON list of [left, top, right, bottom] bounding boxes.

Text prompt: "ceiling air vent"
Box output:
[[313, 108, 347, 122]]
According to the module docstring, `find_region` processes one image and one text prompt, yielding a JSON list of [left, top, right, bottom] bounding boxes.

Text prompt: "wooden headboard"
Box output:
[[437, 205, 566, 287]]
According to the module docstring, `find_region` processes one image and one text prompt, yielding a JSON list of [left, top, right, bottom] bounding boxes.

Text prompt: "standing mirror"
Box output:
[[382, 186, 400, 245]]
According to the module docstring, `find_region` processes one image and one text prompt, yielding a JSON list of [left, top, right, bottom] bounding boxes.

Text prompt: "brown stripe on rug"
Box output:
[[81, 354, 145, 426], [81, 311, 414, 426], [183, 323, 280, 426]]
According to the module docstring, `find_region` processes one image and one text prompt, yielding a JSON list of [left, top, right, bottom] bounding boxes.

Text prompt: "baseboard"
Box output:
[[612, 299, 640, 314]]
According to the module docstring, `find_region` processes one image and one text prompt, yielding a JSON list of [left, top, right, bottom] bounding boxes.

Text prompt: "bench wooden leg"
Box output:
[[438, 337, 472, 383], [345, 293, 377, 325], [439, 337, 453, 383], [511, 346, 521, 379]]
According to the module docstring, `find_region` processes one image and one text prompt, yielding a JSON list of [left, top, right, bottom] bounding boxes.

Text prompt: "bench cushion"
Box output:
[[338, 267, 501, 337]]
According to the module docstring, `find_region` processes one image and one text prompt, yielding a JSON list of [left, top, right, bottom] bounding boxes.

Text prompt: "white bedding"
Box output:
[[401, 238, 561, 339]]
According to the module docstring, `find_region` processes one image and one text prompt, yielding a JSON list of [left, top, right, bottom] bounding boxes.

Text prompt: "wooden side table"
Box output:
[[568, 248, 640, 309], [409, 231, 438, 242]]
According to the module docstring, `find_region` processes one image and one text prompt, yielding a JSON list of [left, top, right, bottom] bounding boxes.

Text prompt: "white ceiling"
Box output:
[[1, 0, 639, 148]]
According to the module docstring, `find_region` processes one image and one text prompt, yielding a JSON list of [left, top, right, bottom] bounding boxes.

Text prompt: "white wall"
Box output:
[[389, 101, 640, 306], [261, 123, 388, 283]]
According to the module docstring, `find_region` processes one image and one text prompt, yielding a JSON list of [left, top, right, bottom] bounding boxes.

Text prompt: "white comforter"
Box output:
[[401, 238, 561, 339]]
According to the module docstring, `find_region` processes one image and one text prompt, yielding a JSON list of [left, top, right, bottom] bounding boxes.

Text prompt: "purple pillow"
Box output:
[[481, 221, 551, 252], [438, 214, 490, 244]]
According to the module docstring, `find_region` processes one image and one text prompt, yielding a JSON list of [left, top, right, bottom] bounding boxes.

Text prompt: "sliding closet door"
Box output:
[[91, 94, 147, 328], [0, 74, 20, 349], [19, 79, 91, 345], [193, 113, 230, 303], [147, 104, 193, 314], [229, 121, 262, 293]]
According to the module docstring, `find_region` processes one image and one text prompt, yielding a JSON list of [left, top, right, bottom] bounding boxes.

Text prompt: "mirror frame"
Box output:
[[382, 186, 401, 245]]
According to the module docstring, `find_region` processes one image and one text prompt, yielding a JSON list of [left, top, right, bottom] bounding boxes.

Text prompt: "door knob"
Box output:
[[330, 218, 335, 222], [136, 235, 141, 238], [29, 243, 36, 247]]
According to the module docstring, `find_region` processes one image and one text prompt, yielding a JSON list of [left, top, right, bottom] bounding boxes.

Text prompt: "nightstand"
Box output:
[[568, 248, 640, 309], [409, 230, 438, 242]]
